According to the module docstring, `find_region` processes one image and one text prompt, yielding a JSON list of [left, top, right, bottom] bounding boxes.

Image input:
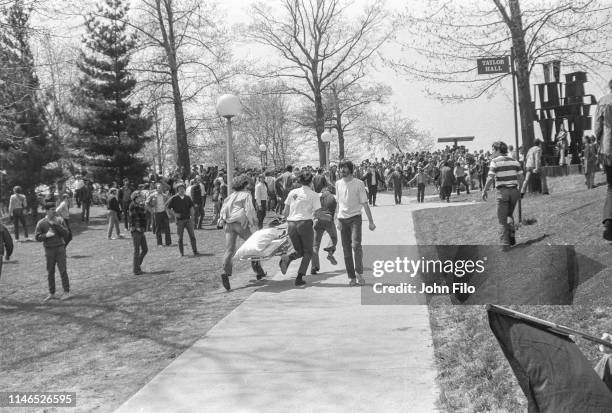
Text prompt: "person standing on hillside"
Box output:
[[595, 79, 612, 240], [335, 159, 376, 286], [482, 141, 523, 247], [166, 183, 199, 257], [129, 191, 148, 275], [388, 165, 404, 205], [520, 139, 547, 197], [8, 186, 28, 241], [35, 199, 71, 302]]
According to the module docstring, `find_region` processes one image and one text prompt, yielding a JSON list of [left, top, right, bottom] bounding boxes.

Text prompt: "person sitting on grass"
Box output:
[[35, 199, 71, 302]]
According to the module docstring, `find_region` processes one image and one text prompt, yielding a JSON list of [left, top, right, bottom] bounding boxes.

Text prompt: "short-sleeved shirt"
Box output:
[[488, 155, 523, 188], [336, 177, 368, 219], [285, 186, 321, 221], [167, 194, 194, 219]]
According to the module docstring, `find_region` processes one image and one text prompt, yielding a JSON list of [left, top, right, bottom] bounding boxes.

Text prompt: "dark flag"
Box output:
[[488, 308, 612, 413]]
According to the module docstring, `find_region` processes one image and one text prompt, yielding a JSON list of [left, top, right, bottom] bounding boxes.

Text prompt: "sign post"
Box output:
[[476, 53, 521, 223]]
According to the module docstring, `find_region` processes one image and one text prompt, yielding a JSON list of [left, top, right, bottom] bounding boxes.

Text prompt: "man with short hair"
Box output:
[[118, 179, 132, 230], [166, 183, 198, 256], [363, 165, 383, 206], [35, 199, 71, 301], [520, 138, 547, 197], [189, 177, 206, 229], [335, 159, 376, 286], [129, 191, 148, 275], [313, 168, 328, 193], [482, 141, 524, 247], [454, 161, 470, 195], [0, 222, 14, 279], [594, 79, 612, 240], [147, 183, 172, 246], [439, 161, 455, 202]]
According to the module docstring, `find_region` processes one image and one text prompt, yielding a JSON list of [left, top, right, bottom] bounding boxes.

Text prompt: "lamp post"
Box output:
[[321, 130, 333, 168], [259, 143, 267, 170], [216, 94, 241, 193]]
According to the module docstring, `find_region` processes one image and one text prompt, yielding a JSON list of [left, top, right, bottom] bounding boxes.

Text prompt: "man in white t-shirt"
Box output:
[[335, 159, 376, 286], [279, 171, 321, 286]]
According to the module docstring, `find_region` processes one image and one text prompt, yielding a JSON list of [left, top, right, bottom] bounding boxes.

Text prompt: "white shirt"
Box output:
[[285, 186, 321, 222], [255, 182, 268, 203], [335, 177, 368, 219]]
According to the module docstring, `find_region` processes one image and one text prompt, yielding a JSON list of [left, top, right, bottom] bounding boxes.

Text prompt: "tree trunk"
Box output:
[[314, 92, 326, 167], [170, 67, 190, 177], [509, 0, 535, 150]]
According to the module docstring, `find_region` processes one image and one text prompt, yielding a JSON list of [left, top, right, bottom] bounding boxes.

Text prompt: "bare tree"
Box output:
[[129, 0, 234, 177], [364, 107, 434, 155], [390, 0, 612, 151], [239, 83, 297, 169], [247, 0, 392, 166]]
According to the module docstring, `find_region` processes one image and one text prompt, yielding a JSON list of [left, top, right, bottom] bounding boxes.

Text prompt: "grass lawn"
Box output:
[[0, 205, 270, 412], [412, 172, 612, 412]]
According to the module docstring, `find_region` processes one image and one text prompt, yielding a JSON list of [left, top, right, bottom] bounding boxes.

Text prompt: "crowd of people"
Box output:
[[0, 113, 608, 299]]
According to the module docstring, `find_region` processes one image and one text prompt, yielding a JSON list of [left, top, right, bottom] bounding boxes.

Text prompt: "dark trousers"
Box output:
[[441, 185, 452, 201], [496, 187, 520, 245], [257, 201, 267, 229], [603, 164, 612, 224], [339, 215, 363, 279], [0, 255, 3, 279], [456, 176, 469, 194], [194, 203, 205, 228], [45, 245, 69, 294], [121, 202, 130, 229], [81, 201, 91, 222], [367, 185, 378, 205], [287, 220, 314, 276], [311, 219, 338, 270], [145, 210, 152, 232], [479, 174, 487, 190], [155, 212, 172, 246], [12, 209, 28, 239], [64, 219, 72, 247], [176, 219, 197, 255], [131, 230, 148, 273], [394, 185, 402, 204], [417, 183, 425, 203]]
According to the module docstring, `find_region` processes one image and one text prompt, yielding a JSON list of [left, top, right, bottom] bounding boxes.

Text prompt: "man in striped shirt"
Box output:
[[482, 141, 523, 246]]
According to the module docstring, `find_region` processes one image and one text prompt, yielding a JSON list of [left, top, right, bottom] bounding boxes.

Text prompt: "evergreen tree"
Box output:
[[0, 0, 62, 206], [69, 0, 151, 183]]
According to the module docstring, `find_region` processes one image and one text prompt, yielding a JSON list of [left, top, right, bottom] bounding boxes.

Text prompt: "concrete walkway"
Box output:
[[116, 193, 472, 413]]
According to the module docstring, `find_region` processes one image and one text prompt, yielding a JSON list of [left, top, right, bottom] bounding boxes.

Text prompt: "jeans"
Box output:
[[496, 187, 520, 244], [121, 202, 130, 229], [155, 212, 172, 246], [176, 219, 197, 255], [603, 164, 612, 224], [222, 222, 264, 276], [81, 201, 91, 222], [456, 176, 469, 194], [64, 219, 72, 247], [417, 183, 425, 202], [131, 230, 148, 273], [394, 186, 402, 204], [12, 209, 27, 239], [287, 220, 314, 276], [311, 219, 337, 270], [45, 245, 69, 294], [338, 215, 363, 279], [367, 185, 378, 205], [194, 202, 205, 228], [521, 170, 549, 194], [107, 210, 121, 238], [257, 201, 267, 229]]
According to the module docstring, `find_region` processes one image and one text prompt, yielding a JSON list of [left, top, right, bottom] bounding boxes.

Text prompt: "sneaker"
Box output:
[[604, 228, 612, 241], [310, 268, 319, 275], [43, 294, 56, 302], [134, 269, 143, 275], [348, 278, 357, 287], [118, 234, 125, 238], [295, 275, 306, 286], [327, 254, 338, 265], [356, 274, 365, 285], [279, 255, 290, 275], [60, 292, 71, 301], [221, 274, 231, 291], [322, 246, 334, 253], [256, 272, 267, 280]]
